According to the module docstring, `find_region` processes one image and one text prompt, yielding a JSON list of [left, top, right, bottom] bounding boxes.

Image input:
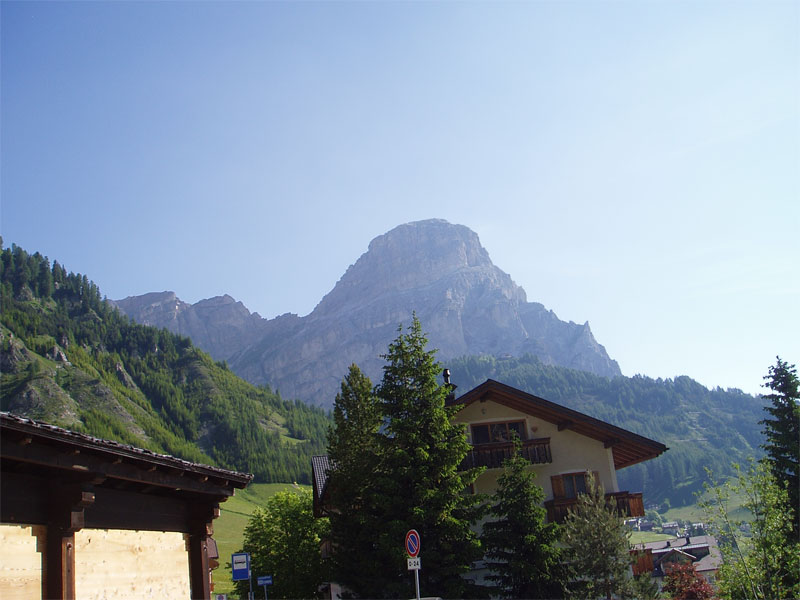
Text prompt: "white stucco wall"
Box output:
[[454, 400, 619, 498]]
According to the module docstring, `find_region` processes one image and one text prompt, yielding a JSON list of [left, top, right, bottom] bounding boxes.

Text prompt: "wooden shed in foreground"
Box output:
[[0, 412, 252, 599]]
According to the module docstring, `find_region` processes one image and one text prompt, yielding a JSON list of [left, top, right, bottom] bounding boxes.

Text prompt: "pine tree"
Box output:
[[481, 437, 563, 599], [326, 364, 383, 597], [365, 316, 485, 599], [759, 357, 799, 539], [561, 474, 633, 600]]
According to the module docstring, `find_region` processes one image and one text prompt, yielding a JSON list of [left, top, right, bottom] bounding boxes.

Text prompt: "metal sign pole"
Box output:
[[414, 568, 421, 600]]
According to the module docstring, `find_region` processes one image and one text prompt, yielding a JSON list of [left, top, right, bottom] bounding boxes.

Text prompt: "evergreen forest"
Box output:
[[0, 242, 330, 483]]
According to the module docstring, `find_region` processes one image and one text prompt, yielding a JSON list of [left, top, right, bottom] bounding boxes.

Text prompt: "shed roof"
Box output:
[[1, 412, 252, 505]]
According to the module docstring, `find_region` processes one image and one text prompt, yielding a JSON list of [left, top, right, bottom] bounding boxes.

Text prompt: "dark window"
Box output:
[[563, 472, 588, 498], [471, 424, 491, 444], [470, 421, 526, 444]]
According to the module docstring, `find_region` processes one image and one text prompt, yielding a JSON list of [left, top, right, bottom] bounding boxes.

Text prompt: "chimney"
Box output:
[[443, 368, 457, 402]]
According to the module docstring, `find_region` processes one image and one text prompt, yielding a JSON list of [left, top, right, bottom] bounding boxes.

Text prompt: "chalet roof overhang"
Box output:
[[447, 379, 667, 470], [1, 412, 253, 531]]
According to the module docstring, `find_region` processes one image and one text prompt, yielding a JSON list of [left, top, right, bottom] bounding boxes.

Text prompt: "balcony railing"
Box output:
[[461, 437, 552, 470], [544, 491, 644, 523]]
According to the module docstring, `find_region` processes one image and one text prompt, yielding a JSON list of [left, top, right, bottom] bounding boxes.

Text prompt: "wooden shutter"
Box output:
[[551, 475, 565, 499]]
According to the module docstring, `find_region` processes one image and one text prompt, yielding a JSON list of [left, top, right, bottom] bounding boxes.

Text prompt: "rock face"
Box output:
[[111, 292, 270, 362], [115, 219, 620, 407]]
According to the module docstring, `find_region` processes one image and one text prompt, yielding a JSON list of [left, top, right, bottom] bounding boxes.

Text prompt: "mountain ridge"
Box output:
[[115, 219, 620, 406]]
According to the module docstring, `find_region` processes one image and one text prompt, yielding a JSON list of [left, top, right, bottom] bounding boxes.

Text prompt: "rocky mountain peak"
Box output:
[[313, 219, 525, 319], [116, 219, 621, 407]]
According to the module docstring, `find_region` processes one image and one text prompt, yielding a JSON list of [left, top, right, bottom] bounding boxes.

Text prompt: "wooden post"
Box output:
[[188, 505, 216, 600], [187, 530, 211, 600], [45, 528, 76, 600], [45, 485, 94, 600]]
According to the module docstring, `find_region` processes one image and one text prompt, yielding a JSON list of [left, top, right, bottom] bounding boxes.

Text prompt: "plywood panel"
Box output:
[[74, 529, 190, 599], [0, 524, 44, 600]]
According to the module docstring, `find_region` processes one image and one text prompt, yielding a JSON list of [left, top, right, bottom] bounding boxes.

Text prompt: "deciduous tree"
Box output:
[[236, 489, 329, 600], [662, 562, 716, 600], [700, 460, 799, 600]]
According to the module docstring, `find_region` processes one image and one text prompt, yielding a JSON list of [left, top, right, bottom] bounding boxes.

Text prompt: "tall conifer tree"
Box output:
[[326, 364, 383, 596], [759, 356, 799, 539], [367, 316, 485, 599], [481, 438, 563, 599]]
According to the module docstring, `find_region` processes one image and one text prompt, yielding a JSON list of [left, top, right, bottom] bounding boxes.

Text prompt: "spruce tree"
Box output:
[[370, 316, 485, 599], [561, 474, 633, 600], [481, 437, 563, 599], [326, 364, 383, 597], [759, 356, 799, 539]]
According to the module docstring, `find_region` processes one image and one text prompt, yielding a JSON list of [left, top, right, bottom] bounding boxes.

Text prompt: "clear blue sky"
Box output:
[[2, 1, 797, 396]]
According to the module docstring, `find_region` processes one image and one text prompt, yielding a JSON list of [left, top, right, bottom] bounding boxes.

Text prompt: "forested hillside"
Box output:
[[448, 354, 765, 507], [0, 242, 330, 483]]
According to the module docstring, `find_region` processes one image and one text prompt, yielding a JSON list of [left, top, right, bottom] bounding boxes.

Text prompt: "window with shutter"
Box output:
[[554, 472, 593, 498], [551, 474, 565, 498]]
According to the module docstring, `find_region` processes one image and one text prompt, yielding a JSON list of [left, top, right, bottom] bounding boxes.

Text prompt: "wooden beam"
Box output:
[[558, 420, 574, 431], [604, 438, 620, 449], [1, 438, 236, 497], [84, 487, 192, 532]]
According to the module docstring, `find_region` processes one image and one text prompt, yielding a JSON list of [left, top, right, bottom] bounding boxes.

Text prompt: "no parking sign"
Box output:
[[405, 529, 421, 557]]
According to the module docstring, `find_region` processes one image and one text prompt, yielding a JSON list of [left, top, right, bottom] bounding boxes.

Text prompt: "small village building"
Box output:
[[449, 379, 667, 522], [632, 535, 722, 587], [0, 412, 252, 600], [662, 521, 681, 535]]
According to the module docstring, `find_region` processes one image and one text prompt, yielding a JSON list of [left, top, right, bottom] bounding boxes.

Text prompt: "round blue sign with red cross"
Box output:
[[405, 529, 421, 557]]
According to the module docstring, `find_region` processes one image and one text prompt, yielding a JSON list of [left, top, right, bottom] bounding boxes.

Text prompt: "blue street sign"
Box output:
[[231, 552, 250, 581], [257, 575, 273, 586]]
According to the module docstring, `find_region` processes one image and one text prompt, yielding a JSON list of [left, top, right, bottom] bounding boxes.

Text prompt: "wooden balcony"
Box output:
[[544, 490, 644, 523], [461, 437, 552, 470]]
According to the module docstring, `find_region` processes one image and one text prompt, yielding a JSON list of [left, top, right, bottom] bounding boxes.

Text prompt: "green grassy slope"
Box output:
[[0, 243, 331, 483], [213, 483, 310, 597]]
